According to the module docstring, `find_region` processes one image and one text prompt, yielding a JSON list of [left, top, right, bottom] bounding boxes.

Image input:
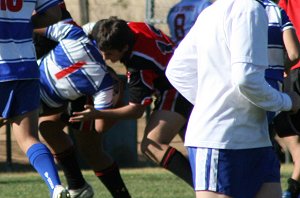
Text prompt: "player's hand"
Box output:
[[286, 91, 300, 114], [69, 104, 98, 122]]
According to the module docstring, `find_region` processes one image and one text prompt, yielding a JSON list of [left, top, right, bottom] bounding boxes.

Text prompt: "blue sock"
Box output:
[[26, 143, 61, 195]]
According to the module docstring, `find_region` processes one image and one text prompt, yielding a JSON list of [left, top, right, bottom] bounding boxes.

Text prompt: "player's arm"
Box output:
[[31, 4, 61, 29], [70, 103, 146, 122], [283, 28, 300, 70], [166, 22, 199, 105]]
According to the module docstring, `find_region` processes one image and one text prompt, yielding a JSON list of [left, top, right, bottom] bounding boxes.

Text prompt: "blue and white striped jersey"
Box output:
[[39, 20, 114, 109], [0, 0, 60, 82], [167, 0, 211, 45], [264, 0, 294, 82]]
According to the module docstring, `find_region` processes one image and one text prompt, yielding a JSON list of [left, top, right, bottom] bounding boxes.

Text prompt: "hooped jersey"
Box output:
[[39, 20, 114, 109], [264, 0, 294, 82], [167, 0, 211, 45], [121, 22, 175, 106], [0, 0, 60, 82]]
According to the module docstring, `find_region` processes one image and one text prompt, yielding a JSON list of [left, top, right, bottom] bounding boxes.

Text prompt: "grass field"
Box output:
[[0, 164, 295, 198]]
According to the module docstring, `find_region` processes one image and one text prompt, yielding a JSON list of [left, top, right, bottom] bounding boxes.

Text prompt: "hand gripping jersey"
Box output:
[[0, 0, 60, 82], [264, 0, 294, 83], [167, 0, 211, 45], [39, 20, 114, 109], [120, 22, 176, 107]]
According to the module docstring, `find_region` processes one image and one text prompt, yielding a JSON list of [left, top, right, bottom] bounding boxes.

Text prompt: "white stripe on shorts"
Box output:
[[194, 148, 219, 191]]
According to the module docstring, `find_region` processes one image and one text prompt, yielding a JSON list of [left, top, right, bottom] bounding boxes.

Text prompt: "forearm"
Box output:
[[233, 62, 292, 112], [95, 104, 146, 120]]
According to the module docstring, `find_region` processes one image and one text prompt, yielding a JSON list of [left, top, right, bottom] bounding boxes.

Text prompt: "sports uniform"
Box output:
[[0, 1, 70, 197], [39, 20, 114, 110], [71, 17, 194, 188], [166, 0, 292, 197], [121, 22, 193, 118], [167, 0, 211, 45], [36, 15, 131, 197]]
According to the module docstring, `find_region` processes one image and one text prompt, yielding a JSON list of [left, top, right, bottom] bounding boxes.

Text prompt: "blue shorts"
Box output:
[[187, 147, 280, 198], [0, 80, 40, 118]]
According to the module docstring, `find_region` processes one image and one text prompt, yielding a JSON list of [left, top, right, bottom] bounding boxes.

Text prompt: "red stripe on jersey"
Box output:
[[140, 70, 158, 89], [161, 89, 177, 110], [55, 61, 86, 80]]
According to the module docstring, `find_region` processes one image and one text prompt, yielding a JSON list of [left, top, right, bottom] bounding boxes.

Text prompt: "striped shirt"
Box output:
[[0, 0, 60, 82], [264, 0, 294, 82], [39, 20, 114, 109]]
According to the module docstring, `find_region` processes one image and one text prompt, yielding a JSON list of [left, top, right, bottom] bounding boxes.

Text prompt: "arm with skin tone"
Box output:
[[283, 28, 300, 71], [31, 5, 61, 29], [69, 103, 146, 122]]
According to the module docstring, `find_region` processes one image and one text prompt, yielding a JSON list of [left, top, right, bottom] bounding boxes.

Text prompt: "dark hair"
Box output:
[[90, 16, 135, 51]]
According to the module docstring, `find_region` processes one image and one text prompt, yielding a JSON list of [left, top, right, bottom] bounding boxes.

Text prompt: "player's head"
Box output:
[[90, 16, 135, 63]]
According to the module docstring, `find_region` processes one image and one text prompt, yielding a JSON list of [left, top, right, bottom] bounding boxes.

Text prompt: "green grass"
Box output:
[[0, 164, 295, 198]]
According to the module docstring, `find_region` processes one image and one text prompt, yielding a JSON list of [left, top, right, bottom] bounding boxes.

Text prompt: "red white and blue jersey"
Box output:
[[0, 0, 60, 82], [264, 0, 294, 82], [39, 20, 114, 109], [167, 0, 211, 45], [121, 22, 175, 106]]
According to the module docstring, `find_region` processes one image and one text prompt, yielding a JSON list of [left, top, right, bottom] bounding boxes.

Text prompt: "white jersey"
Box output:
[[39, 20, 114, 109], [0, 0, 60, 82], [166, 0, 292, 149], [264, 0, 294, 82], [167, 0, 211, 45]]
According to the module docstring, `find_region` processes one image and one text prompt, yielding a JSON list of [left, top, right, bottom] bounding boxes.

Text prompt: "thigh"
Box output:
[[144, 110, 187, 144], [188, 147, 280, 198]]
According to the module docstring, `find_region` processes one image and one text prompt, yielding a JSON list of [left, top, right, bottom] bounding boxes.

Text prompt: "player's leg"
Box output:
[[39, 111, 90, 196], [278, 135, 300, 198], [273, 110, 300, 198], [74, 127, 131, 198], [141, 109, 193, 187], [4, 80, 69, 197]]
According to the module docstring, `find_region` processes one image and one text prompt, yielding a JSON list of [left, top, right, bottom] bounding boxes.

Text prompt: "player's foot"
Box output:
[[52, 185, 70, 198], [68, 182, 94, 198]]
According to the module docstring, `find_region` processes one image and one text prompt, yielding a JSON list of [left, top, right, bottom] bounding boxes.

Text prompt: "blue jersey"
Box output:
[[264, 0, 294, 82], [39, 20, 114, 109], [167, 0, 211, 45], [0, 0, 60, 82]]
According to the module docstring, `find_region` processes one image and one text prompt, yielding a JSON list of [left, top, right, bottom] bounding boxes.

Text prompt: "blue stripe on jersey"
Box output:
[[0, 22, 32, 40], [99, 73, 114, 90], [35, 0, 60, 14], [39, 64, 66, 103], [0, 61, 39, 81], [67, 70, 97, 95], [268, 26, 283, 46], [86, 43, 106, 64]]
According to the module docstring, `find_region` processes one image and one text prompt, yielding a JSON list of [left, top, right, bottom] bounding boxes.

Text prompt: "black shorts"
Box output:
[[153, 89, 193, 120], [273, 68, 300, 137]]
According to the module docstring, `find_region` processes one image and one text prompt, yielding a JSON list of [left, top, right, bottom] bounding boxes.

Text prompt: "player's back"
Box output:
[[39, 20, 111, 103], [128, 22, 174, 69], [0, 0, 58, 82], [167, 0, 211, 45]]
